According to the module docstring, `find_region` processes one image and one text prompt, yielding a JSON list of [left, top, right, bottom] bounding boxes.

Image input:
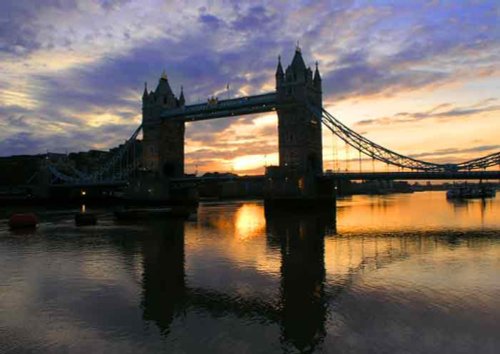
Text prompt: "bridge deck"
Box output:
[[322, 171, 500, 180], [161, 92, 278, 122], [174, 170, 500, 184]]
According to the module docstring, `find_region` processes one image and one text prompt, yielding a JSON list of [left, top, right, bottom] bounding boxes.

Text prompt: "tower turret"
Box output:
[[287, 45, 307, 82], [276, 55, 284, 89], [313, 62, 321, 89], [178, 86, 185, 106], [142, 82, 149, 101], [155, 70, 175, 105]]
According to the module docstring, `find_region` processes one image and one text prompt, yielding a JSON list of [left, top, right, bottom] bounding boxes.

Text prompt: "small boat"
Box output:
[[114, 207, 172, 220], [9, 213, 38, 229], [446, 184, 496, 199]]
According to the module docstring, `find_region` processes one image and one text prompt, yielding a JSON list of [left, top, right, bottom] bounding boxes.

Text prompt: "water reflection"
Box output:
[[266, 210, 334, 352], [136, 196, 499, 353], [141, 219, 186, 335], [337, 192, 499, 232], [447, 197, 494, 226], [140, 208, 336, 352]]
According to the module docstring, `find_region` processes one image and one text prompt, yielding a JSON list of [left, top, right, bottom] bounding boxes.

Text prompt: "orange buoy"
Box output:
[[9, 213, 38, 229]]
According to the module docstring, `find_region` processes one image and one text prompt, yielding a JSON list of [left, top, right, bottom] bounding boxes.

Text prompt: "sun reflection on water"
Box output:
[[234, 203, 266, 240]]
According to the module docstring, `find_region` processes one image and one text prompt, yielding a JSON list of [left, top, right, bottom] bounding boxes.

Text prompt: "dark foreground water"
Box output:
[[0, 191, 499, 353]]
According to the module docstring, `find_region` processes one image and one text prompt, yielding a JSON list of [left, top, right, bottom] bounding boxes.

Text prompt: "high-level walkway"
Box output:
[[162, 93, 278, 121]]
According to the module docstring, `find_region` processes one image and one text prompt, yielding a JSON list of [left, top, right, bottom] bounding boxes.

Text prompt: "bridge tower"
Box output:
[[142, 72, 185, 178], [276, 46, 323, 174], [266, 46, 331, 206]]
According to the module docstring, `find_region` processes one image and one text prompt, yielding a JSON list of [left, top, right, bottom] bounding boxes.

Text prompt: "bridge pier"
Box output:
[[264, 167, 335, 209]]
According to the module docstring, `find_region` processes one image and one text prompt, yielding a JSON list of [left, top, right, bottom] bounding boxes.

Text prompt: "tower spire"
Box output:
[[276, 55, 284, 89], [290, 45, 306, 72], [179, 85, 185, 106], [155, 70, 174, 97], [276, 55, 284, 76], [314, 61, 321, 86], [142, 82, 148, 99]]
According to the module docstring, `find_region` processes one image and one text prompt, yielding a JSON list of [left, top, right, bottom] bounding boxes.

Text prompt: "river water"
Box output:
[[0, 191, 499, 353]]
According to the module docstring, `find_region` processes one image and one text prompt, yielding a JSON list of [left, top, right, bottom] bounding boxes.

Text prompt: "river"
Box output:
[[0, 191, 499, 353]]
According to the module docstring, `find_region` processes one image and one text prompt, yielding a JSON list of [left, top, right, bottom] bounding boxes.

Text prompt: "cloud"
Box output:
[[409, 144, 500, 161], [230, 5, 278, 32], [199, 14, 225, 30], [0, 0, 80, 55], [356, 99, 500, 126]]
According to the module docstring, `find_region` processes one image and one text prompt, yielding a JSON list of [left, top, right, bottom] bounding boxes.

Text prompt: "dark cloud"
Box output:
[[0, 121, 139, 156], [0, 0, 79, 55], [410, 145, 500, 161], [0, 132, 44, 155], [231, 5, 278, 32], [318, 1, 499, 102], [98, 0, 132, 11], [199, 14, 225, 30]]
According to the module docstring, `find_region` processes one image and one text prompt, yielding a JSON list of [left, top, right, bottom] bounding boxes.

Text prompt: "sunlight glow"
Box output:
[[232, 153, 279, 172], [234, 204, 266, 240]]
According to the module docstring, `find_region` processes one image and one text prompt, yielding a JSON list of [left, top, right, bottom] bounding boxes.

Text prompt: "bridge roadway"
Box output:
[[50, 180, 128, 188], [161, 92, 279, 121], [53, 170, 499, 188], [172, 170, 500, 184]]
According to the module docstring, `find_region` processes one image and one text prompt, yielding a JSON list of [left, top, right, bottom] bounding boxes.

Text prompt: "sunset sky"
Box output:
[[0, 0, 498, 175]]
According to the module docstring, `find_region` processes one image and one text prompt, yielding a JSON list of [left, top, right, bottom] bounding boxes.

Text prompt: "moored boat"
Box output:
[[9, 213, 38, 229], [446, 184, 496, 199]]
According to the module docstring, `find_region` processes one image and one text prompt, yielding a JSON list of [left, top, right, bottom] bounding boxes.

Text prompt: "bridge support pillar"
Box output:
[[265, 47, 334, 208]]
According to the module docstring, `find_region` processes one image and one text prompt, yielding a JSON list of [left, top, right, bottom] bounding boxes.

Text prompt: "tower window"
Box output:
[[164, 97, 167, 104]]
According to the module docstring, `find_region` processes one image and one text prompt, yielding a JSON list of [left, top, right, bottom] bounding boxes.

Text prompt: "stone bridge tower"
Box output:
[[142, 72, 185, 178], [265, 46, 330, 205], [276, 46, 323, 175]]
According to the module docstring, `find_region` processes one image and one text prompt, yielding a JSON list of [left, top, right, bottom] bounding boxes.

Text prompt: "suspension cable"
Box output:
[[307, 105, 500, 172]]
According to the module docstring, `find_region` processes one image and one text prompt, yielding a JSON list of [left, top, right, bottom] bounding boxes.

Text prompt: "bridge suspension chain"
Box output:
[[87, 124, 143, 182], [308, 105, 500, 172], [47, 124, 143, 185], [455, 152, 500, 171]]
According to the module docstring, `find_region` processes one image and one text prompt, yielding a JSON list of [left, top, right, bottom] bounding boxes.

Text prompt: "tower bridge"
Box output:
[[142, 47, 324, 182], [43, 46, 500, 204]]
